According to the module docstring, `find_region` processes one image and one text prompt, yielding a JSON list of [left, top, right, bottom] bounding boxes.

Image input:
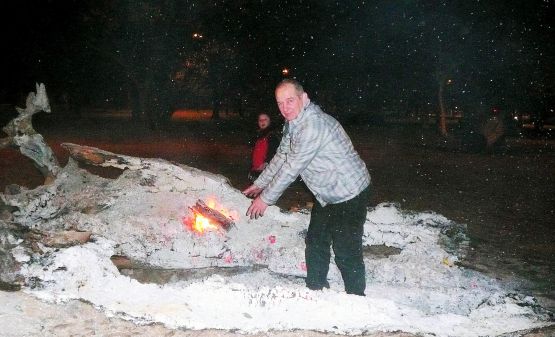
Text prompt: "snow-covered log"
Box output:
[[0, 83, 60, 184], [0, 219, 23, 290], [42, 230, 92, 248]]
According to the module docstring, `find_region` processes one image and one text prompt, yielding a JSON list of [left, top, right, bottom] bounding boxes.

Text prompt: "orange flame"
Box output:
[[192, 213, 218, 233], [185, 197, 238, 234], [206, 198, 238, 222]]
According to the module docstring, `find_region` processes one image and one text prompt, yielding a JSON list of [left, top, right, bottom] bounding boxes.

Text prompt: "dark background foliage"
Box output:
[[0, 0, 552, 125]]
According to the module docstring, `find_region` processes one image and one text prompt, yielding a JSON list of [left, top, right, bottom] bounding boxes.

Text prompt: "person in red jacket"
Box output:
[[249, 113, 279, 182]]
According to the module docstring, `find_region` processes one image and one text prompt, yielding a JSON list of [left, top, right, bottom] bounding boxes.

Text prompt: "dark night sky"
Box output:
[[0, 0, 552, 117]]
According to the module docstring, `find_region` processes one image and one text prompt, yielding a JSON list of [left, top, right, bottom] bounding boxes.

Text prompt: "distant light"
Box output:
[[174, 71, 185, 80], [447, 79, 453, 84], [192, 33, 203, 39], [282, 68, 289, 76]]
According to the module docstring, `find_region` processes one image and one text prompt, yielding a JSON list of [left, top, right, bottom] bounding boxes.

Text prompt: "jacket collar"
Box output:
[[290, 100, 313, 128]]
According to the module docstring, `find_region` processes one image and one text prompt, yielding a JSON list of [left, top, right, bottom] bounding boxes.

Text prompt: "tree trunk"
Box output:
[[437, 80, 448, 137], [211, 95, 221, 120], [129, 82, 144, 121]]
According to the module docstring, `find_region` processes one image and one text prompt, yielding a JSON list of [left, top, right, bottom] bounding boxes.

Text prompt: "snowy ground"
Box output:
[[0, 291, 418, 337], [2, 148, 553, 336]]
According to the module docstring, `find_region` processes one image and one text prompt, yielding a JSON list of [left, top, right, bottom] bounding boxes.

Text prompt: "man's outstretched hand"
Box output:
[[242, 185, 267, 219], [246, 196, 268, 219], [242, 184, 263, 198]]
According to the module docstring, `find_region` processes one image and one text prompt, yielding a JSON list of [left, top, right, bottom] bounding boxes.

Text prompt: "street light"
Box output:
[[281, 68, 290, 76]]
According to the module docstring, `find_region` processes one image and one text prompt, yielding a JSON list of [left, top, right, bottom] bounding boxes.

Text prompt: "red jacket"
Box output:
[[251, 128, 279, 172]]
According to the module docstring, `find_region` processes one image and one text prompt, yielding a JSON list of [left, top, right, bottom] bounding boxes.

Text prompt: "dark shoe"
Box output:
[[306, 280, 330, 291], [346, 290, 365, 296]]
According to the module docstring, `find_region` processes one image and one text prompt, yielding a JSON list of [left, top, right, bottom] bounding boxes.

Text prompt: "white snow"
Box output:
[[5, 154, 553, 336]]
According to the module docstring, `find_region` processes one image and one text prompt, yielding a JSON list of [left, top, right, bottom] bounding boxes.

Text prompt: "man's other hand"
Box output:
[[246, 196, 268, 219], [242, 184, 263, 198]]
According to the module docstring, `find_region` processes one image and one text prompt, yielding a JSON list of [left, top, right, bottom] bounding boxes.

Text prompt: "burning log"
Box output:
[[189, 199, 235, 231]]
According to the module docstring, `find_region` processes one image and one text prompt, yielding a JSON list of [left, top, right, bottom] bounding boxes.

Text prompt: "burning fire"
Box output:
[[191, 214, 218, 233], [184, 198, 237, 234]]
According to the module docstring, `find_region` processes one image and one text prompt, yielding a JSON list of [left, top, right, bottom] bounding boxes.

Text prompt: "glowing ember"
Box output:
[[184, 198, 237, 234]]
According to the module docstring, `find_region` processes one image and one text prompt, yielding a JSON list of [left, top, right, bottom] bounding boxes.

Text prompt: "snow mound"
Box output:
[[3, 152, 552, 336]]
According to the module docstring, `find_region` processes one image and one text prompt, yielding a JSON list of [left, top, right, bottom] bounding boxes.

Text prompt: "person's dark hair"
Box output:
[[257, 112, 271, 120], [276, 78, 304, 94]]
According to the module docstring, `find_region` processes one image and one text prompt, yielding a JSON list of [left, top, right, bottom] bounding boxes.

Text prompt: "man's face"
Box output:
[[275, 84, 308, 121], [257, 114, 270, 130]]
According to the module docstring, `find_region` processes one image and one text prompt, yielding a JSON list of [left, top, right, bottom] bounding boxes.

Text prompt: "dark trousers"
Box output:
[[305, 187, 370, 295]]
